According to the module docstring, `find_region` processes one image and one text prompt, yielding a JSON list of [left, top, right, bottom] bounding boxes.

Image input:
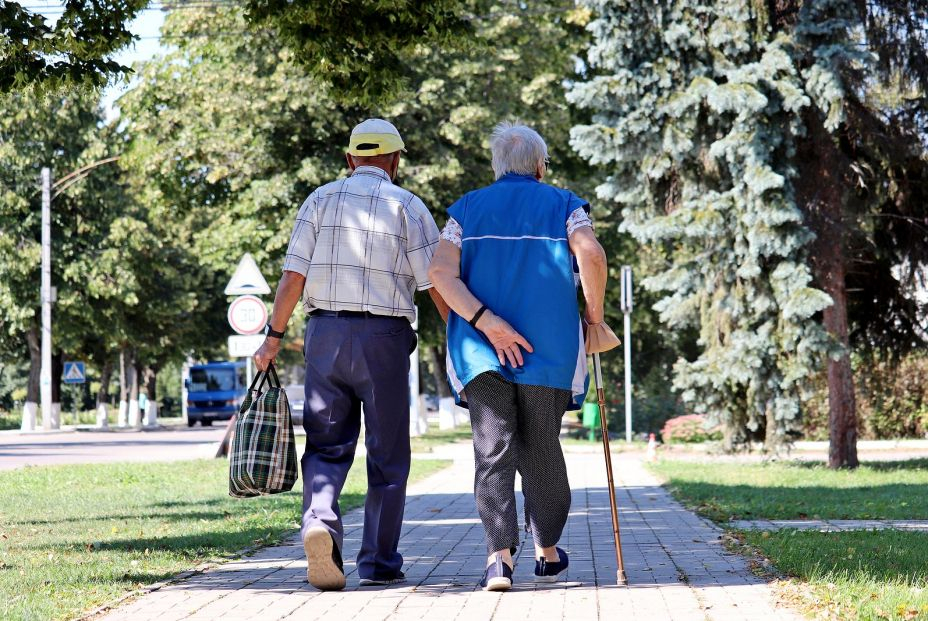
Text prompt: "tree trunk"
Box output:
[[25, 325, 40, 403], [817, 237, 859, 468], [50, 350, 63, 427], [129, 358, 141, 427], [118, 348, 129, 426], [51, 349, 62, 404], [131, 362, 141, 403], [143, 365, 157, 403], [97, 360, 113, 406], [797, 113, 859, 469], [429, 345, 452, 398]]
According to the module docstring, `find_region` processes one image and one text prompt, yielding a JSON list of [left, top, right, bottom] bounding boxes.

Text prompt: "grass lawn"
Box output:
[[409, 423, 472, 453], [651, 458, 928, 620], [0, 458, 449, 621], [740, 529, 928, 620], [650, 458, 928, 522]]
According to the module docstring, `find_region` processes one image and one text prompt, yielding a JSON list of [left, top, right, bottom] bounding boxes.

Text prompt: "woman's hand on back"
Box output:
[[476, 312, 534, 368]]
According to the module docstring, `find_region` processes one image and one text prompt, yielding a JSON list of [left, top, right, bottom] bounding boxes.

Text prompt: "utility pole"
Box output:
[[22, 158, 120, 433], [40, 167, 55, 430], [620, 266, 633, 442]]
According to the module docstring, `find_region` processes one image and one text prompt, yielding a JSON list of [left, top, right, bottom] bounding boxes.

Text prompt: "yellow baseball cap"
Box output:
[[347, 118, 406, 156]]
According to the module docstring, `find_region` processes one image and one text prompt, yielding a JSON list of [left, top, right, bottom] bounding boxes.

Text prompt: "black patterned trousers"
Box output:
[[465, 371, 573, 554]]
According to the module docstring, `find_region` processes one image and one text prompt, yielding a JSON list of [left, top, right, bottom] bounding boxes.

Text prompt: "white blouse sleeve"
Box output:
[[566, 207, 593, 236], [440, 217, 463, 248]]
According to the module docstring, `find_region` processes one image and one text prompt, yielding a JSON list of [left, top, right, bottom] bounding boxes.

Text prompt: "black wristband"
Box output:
[[469, 305, 488, 328], [265, 324, 285, 339]]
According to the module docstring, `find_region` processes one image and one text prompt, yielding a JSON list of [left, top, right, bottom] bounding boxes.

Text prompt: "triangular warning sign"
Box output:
[[64, 363, 84, 380], [224, 253, 271, 296]]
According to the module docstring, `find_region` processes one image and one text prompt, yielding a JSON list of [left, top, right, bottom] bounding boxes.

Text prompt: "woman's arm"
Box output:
[[569, 227, 608, 324], [428, 239, 533, 367]]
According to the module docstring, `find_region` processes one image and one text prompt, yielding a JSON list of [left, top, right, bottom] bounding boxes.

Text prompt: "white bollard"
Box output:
[[128, 399, 140, 428], [144, 401, 158, 428], [452, 403, 470, 427], [416, 406, 429, 435], [21, 401, 38, 432], [438, 396, 456, 430], [118, 399, 128, 427], [50, 403, 61, 429], [96, 403, 109, 429]]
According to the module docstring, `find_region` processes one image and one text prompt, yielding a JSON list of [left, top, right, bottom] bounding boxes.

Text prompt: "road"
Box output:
[[0, 426, 228, 471]]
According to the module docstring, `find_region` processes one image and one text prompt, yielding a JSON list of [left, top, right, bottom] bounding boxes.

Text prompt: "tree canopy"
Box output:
[[0, 0, 148, 91], [568, 0, 928, 463]]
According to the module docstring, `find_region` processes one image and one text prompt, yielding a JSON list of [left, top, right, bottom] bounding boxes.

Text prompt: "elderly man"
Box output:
[[429, 122, 608, 591], [254, 119, 448, 591]]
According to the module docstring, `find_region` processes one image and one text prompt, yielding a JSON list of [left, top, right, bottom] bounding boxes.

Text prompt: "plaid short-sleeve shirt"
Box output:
[[282, 166, 439, 322]]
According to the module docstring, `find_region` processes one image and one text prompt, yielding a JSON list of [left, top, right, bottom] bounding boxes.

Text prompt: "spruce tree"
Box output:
[[568, 1, 928, 463]]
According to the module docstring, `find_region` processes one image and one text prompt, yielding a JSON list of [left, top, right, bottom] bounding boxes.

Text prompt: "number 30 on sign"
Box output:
[[227, 295, 268, 335]]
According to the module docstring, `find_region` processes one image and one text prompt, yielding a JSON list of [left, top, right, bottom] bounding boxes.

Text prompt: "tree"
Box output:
[[2, 0, 477, 104], [0, 87, 115, 418], [0, 0, 148, 92], [568, 0, 928, 465], [120, 1, 688, 417], [243, 0, 477, 107]]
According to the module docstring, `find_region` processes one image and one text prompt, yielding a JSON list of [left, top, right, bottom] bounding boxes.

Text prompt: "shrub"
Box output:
[[802, 351, 928, 440], [661, 414, 722, 443]]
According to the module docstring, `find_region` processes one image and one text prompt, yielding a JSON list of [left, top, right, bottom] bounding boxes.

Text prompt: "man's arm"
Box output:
[[569, 226, 608, 324], [428, 239, 532, 367], [428, 287, 451, 323], [253, 270, 307, 371]]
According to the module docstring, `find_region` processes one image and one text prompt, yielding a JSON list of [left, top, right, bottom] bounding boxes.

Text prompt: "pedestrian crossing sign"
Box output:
[[63, 361, 86, 384]]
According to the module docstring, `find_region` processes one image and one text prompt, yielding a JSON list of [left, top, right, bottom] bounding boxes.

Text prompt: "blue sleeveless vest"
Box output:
[[445, 173, 589, 409]]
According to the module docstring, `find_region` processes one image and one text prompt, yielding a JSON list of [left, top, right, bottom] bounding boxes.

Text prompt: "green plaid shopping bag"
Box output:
[[229, 363, 298, 497]]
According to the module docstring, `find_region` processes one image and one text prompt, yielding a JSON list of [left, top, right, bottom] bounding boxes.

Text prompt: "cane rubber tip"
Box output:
[[617, 570, 628, 586]]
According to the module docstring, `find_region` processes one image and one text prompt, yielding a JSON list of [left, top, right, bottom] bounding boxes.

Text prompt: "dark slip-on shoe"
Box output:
[[534, 547, 569, 583], [358, 572, 407, 587], [480, 556, 513, 592]]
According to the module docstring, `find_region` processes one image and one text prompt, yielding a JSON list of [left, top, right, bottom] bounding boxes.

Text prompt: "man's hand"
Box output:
[[253, 337, 281, 372], [476, 312, 533, 368]]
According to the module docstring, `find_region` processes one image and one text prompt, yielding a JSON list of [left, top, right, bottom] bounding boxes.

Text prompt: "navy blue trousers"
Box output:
[[300, 314, 415, 580]]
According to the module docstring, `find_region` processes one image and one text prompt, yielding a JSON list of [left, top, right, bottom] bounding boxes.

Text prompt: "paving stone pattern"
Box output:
[[97, 449, 800, 621]]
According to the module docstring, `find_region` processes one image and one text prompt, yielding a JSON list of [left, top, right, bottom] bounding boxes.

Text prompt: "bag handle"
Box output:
[[247, 362, 281, 395]]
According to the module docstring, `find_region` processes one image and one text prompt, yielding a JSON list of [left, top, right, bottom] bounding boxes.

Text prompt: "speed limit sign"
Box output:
[[227, 295, 268, 335]]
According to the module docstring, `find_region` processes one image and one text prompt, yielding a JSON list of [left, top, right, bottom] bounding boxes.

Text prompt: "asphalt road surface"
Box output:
[[0, 425, 229, 471]]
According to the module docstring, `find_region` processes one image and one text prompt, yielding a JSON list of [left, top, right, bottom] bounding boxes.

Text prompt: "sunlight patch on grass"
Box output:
[[649, 459, 928, 521]]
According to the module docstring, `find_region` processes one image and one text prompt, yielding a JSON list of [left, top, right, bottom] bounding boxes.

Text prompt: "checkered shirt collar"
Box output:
[[351, 165, 393, 183]]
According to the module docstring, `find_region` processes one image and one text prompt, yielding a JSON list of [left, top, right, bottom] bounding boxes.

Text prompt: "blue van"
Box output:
[[185, 361, 246, 426]]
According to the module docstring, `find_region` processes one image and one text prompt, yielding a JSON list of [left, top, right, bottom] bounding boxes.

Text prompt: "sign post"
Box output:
[[620, 266, 633, 442], [225, 254, 271, 388], [216, 255, 271, 458]]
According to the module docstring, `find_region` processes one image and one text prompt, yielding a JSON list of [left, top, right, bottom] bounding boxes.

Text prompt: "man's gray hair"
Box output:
[[489, 122, 548, 180]]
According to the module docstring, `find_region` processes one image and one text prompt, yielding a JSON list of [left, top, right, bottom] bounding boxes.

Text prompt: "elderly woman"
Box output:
[[428, 122, 609, 591]]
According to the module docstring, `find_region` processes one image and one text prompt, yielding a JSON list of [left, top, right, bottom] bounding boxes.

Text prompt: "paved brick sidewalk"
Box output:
[[97, 449, 800, 621], [731, 519, 928, 532]]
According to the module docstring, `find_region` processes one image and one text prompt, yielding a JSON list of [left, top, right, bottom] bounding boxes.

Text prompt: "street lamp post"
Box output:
[[21, 158, 120, 433], [40, 167, 54, 430]]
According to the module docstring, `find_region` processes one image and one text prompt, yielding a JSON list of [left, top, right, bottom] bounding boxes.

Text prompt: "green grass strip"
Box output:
[[742, 530, 928, 620], [649, 458, 928, 521], [0, 458, 449, 621]]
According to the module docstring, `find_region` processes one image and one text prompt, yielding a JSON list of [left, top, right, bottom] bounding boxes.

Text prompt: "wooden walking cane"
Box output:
[[592, 352, 628, 585]]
